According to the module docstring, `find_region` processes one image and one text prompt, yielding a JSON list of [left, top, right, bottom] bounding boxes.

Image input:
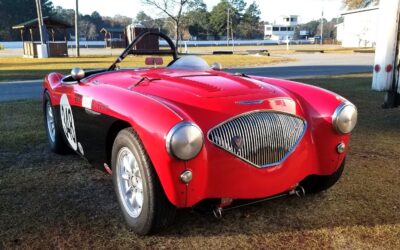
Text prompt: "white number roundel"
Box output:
[[60, 94, 78, 151]]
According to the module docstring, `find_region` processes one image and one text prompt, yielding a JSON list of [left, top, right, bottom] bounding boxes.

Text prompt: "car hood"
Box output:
[[92, 69, 301, 124], [135, 69, 301, 123], [135, 69, 279, 98]]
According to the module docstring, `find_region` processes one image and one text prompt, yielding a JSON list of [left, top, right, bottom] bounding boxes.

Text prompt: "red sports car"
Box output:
[[43, 32, 357, 234]]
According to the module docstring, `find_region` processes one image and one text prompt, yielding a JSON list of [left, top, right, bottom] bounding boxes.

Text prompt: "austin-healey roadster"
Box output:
[[43, 32, 357, 234]]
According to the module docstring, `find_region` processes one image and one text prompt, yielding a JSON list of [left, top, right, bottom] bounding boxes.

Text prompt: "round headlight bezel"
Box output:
[[332, 102, 358, 134], [166, 121, 204, 161]]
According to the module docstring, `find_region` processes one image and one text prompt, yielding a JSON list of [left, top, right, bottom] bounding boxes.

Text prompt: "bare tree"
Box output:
[[88, 23, 97, 40], [142, 0, 198, 45], [343, 0, 379, 9]]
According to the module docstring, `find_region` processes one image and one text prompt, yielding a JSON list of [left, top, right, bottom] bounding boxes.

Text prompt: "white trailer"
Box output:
[[372, 0, 400, 108]]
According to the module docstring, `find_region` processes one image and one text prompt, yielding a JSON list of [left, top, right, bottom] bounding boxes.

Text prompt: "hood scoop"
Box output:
[[173, 76, 223, 92], [135, 70, 278, 98], [162, 74, 264, 94]]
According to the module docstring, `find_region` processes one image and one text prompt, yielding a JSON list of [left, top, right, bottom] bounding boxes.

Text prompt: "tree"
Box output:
[[135, 11, 158, 28], [237, 1, 263, 39], [0, 0, 54, 40], [113, 15, 133, 27], [90, 11, 104, 28], [87, 23, 97, 40], [54, 6, 75, 24], [295, 20, 320, 38], [229, 0, 246, 13], [142, 0, 199, 45], [182, 2, 210, 39], [343, 0, 379, 9], [209, 0, 239, 38]]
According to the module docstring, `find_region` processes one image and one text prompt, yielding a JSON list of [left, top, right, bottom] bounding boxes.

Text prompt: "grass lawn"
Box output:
[[0, 54, 290, 82], [0, 74, 399, 249]]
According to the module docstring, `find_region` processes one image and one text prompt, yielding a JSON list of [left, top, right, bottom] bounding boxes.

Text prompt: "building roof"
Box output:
[[12, 16, 72, 29], [100, 27, 125, 33]]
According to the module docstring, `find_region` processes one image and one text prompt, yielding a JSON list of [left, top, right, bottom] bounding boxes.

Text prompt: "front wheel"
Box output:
[[300, 159, 345, 194], [112, 128, 176, 235]]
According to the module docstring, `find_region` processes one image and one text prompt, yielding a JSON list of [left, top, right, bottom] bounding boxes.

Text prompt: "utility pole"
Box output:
[[35, 0, 48, 58], [75, 0, 80, 57], [320, 10, 324, 45], [227, 8, 234, 50], [227, 8, 230, 46]]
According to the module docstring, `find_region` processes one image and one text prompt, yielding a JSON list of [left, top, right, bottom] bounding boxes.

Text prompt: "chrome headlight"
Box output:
[[166, 122, 204, 160], [332, 102, 358, 134]]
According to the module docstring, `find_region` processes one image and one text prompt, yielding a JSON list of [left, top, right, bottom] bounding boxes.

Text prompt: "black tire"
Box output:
[[112, 128, 176, 235], [300, 159, 345, 194], [43, 92, 70, 154]]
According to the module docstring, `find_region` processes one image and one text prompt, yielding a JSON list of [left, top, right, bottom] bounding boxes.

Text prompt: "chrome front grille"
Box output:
[[208, 111, 306, 168]]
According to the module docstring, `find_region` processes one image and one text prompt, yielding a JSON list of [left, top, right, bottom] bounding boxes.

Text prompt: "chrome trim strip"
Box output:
[[85, 108, 101, 116], [207, 110, 307, 169], [60, 76, 78, 85], [235, 99, 266, 105]]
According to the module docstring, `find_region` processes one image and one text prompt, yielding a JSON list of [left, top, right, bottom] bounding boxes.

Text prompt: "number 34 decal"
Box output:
[[60, 94, 84, 155]]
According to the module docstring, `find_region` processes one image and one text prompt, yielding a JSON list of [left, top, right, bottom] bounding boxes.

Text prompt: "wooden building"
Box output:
[[101, 26, 160, 50], [126, 25, 159, 51], [12, 16, 72, 58]]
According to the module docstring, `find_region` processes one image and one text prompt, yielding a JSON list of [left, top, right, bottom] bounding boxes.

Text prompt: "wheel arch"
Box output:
[[105, 119, 131, 166], [104, 116, 187, 207]]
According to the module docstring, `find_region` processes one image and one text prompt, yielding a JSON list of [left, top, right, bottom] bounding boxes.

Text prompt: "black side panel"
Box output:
[[54, 105, 118, 169], [72, 107, 117, 168]]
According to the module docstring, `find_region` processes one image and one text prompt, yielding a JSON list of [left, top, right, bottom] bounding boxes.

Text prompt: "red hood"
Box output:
[[135, 69, 278, 98], [89, 69, 302, 123]]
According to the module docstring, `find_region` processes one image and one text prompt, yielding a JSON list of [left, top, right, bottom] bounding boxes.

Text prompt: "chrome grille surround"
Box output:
[[207, 110, 307, 168]]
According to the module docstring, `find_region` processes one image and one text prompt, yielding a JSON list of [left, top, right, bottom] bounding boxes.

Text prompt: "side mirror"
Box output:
[[71, 67, 85, 82], [211, 62, 222, 71]]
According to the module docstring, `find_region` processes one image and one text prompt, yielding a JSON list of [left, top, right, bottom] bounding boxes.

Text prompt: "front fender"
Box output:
[[253, 76, 349, 173], [91, 85, 188, 207]]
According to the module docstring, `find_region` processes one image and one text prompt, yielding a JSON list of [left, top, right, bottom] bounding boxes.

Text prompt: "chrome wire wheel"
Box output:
[[46, 102, 55, 142], [116, 147, 144, 218]]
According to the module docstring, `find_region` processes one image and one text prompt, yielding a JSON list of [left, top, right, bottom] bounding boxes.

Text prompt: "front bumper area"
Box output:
[[182, 126, 348, 207]]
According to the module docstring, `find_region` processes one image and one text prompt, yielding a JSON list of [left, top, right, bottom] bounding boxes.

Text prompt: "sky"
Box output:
[[51, 0, 345, 23]]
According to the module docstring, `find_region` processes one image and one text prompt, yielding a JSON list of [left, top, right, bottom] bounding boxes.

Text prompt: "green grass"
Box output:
[[0, 43, 4, 50], [0, 55, 290, 82], [0, 74, 399, 249], [0, 100, 45, 149]]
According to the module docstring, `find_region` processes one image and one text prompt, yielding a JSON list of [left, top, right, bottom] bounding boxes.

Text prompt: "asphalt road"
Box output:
[[226, 65, 371, 78], [0, 80, 43, 102], [0, 53, 374, 102]]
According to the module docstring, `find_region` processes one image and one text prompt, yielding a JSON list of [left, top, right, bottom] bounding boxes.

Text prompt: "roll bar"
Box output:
[[108, 31, 178, 71]]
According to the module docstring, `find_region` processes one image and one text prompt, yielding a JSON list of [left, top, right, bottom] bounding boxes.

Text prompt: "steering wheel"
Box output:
[[108, 31, 178, 71]]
